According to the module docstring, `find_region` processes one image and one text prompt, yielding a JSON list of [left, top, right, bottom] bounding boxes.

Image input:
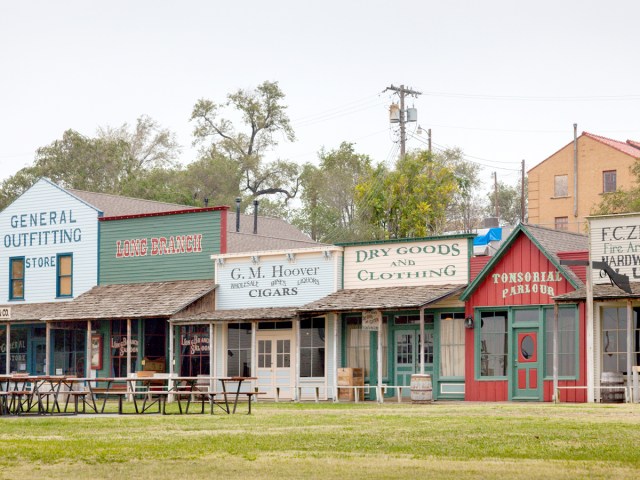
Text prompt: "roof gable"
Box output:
[[460, 224, 587, 300]]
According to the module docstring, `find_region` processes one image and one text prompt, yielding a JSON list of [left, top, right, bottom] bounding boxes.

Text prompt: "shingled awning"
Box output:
[[297, 284, 466, 314], [171, 307, 297, 324], [41, 280, 216, 321], [554, 282, 640, 302], [0, 302, 69, 323]]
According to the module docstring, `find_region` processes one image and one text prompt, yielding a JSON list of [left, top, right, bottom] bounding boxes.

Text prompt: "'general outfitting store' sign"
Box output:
[[590, 213, 640, 284]]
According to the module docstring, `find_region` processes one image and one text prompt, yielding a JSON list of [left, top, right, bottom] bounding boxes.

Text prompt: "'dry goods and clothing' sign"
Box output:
[[590, 214, 640, 284], [215, 251, 339, 309], [342, 238, 469, 289]]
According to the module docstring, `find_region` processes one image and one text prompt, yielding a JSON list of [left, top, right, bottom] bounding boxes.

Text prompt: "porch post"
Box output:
[[169, 321, 175, 376], [419, 308, 425, 375], [627, 299, 633, 401], [552, 303, 559, 402], [251, 321, 257, 378], [126, 318, 132, 377], [45, 322, 50, 375], [586, 258, 594, 402], [333, 314, 338, 402], [86, 320, 92, 378], [377, 310, 383, 403], [209, 322, 215, 391], [295, 316, 301, 401], [6, 323, 11, 374]]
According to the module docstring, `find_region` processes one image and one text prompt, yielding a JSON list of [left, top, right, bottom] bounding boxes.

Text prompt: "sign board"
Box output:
[[361, 310, 380, 331], [0, 307, 10, 320], [342, 238, 470, 290], [589, 214, 640, 284]]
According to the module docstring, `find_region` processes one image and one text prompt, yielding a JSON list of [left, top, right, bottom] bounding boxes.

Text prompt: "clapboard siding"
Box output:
[[215, 250, 341, 309], [0, 179, 99, 303], [99, 210, 221, 284], [342, 238, 470, 290]]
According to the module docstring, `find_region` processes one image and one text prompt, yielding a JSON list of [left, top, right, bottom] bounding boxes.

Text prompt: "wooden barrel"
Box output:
[[601, 371, 625, 403], [410, 374, 433, 403]]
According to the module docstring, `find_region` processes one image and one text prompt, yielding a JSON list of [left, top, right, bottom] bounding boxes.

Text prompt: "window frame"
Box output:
[[554, 174, 569, 197], [56, 253, 73, 298], [300, 317, 326, 378], [603, 170, 617, 193], [554, 217, 569, 231], [476, 309, 509, 380], [543, 306, 578, 380], [9, 256, 25, 300]]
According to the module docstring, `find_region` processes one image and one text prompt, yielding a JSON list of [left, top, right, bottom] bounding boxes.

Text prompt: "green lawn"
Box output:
[[1, 402, 639, 479]]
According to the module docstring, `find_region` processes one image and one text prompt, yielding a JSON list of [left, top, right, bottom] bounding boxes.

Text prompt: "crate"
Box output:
[[338, 367, 364, 401]]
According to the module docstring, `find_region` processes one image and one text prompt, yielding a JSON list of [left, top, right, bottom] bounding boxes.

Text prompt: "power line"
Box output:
[[423, 91, 640, 102]]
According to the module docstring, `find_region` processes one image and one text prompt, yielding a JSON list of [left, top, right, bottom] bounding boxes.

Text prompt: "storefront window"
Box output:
[[111, 320, 139, 377], [440, 312, 465, 377], [227, 323, 251, 377], [346, 315, 388, 378], [601, 307, 640, 374], [52, 322, 86, 376], [300, 317, 325, 377], [179, 325, 210, 376], [479, 311, 508, 377], [544, 307, 577, 377]]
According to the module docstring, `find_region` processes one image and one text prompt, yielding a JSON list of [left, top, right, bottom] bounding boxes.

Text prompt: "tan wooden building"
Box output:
[[528, 132, 640, 233]]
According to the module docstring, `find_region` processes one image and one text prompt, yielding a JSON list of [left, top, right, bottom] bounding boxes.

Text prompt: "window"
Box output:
[[479, 311, 508, 377], [110, 320, 139, 377], [554, 174, 568, 197], [440, 312, 465, 377], [179, 325, 210, 376], [345, 316, 370, 377], [57, 254, 72, 297], [544, 307, 577, 377], [601, 307, 640, 374], [52, 322, 86, 376], [603, 170, 617, 193], [300, 317, 325, 377], [555, 217, 568, 231], [9, 257, 24, 300], [227, 323, 251, 377]]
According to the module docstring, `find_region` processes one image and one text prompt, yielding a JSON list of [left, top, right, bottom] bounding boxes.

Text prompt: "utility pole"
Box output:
[[428, 128, 432, 153], [521, 159, 526, 224], [493, 172, 499, 219], [385, 84, 422, 159]]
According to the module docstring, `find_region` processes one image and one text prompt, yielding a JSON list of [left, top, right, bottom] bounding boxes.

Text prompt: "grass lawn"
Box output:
[[1, 401, 640, 479]]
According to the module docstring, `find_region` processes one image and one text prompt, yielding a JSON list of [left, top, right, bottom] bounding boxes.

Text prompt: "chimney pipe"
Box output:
[[235, 198, 241, 232], [253, 199, 259, 234]]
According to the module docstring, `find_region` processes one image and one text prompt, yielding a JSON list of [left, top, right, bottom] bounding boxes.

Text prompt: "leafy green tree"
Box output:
[[191, 81, 301, 207], [486, 179, 527, 226], [356, 150, 459, 239], [293, 142, 373, 242], [440, 148, 484, 232]]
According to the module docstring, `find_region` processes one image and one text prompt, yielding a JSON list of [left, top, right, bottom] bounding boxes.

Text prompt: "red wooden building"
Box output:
[[460, 224, 589, 402]]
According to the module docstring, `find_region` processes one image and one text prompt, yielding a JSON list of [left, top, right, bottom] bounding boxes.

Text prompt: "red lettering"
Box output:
[[116, 240, 124, 258], [195, 234, 202, 252], [151, 238, 159, 255]]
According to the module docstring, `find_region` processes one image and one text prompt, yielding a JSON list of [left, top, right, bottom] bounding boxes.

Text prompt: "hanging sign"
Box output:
[[362, 310, 381, 331]]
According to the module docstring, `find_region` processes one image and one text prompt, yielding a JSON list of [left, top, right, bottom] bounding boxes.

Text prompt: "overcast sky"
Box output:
[[1, 1, 639, 196]]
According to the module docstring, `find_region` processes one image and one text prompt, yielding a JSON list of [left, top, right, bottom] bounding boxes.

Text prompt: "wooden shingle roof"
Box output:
[[41, 280, 215, 321], [297, 285, 465, 314], [0, 302, 68, 323], [172, 307, 297, 323], [555, 282, 640, 302]]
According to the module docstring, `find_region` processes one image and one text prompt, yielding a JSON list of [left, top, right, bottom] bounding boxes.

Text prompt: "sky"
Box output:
[[1, 0, 639, 198]]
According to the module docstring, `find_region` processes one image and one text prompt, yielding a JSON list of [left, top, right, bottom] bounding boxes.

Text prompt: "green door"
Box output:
[[394, 330, 433, 397], [511, 329, 541, 400], [30, 338, 46, 375]]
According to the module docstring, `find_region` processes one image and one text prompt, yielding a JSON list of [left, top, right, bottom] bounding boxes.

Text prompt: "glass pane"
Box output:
[[11, 259, 24, 279], [59, 277, 72, 296], [521, 335, 534, 359], [12, 280, 23, 298], [514, 309, 538, 323], [59, 256, 72, 275]]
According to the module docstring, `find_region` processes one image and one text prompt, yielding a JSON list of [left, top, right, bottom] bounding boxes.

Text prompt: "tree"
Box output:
[[190, 81, 301, 207], [355, 150, 459, 239], [486, 179, 527, 226], [293, 142, 373, 242], [439, 148, 484, 232]]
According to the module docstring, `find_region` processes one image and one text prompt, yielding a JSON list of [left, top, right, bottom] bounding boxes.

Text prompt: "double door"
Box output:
[[256, 332, 295, 400], [394, 329, 433, 396]]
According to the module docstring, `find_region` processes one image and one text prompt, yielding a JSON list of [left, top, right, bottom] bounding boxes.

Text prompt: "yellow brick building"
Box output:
[[528, 132, 640, 233]]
